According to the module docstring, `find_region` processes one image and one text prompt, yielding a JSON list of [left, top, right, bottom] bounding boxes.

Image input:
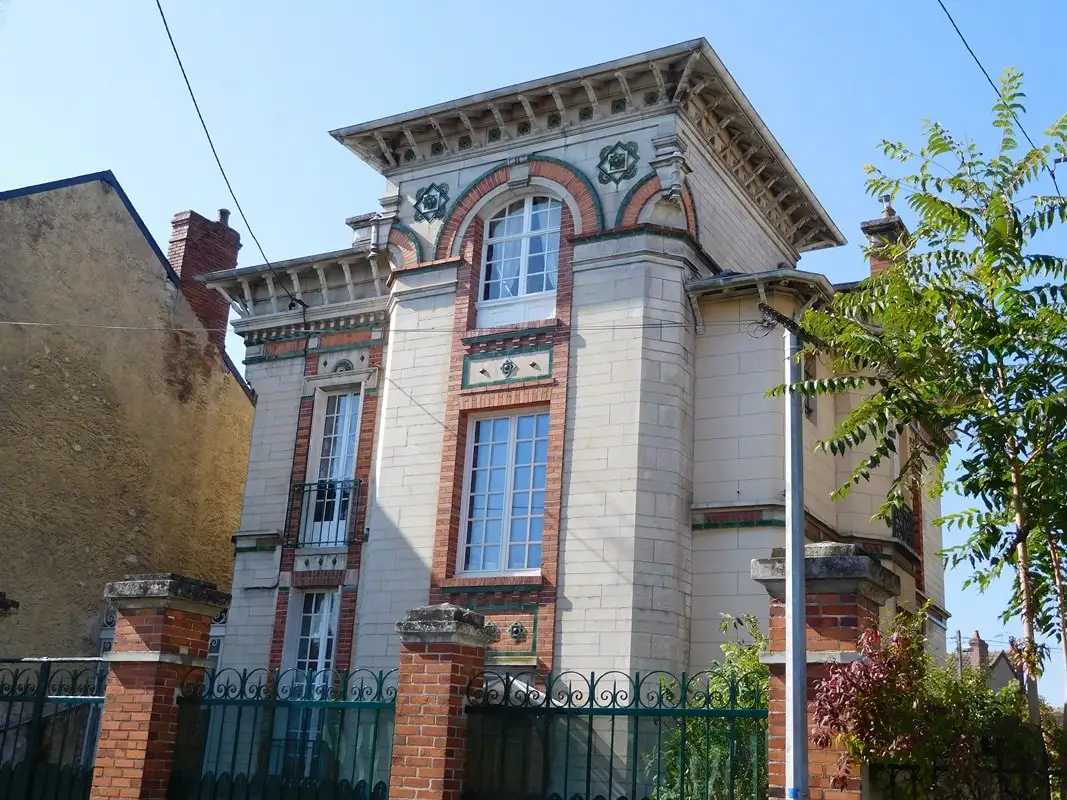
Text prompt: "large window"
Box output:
[[478, 196, 562, 327], [462, 412, 550, 573]]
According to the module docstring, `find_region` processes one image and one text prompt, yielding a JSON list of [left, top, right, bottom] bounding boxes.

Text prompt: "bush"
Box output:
[[811, 610, 1064, 796]]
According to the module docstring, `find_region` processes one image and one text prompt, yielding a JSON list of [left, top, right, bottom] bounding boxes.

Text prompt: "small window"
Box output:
[[482, 196, 562, 303], [461, 412, 550, 574], [803, 354, 817, 422]]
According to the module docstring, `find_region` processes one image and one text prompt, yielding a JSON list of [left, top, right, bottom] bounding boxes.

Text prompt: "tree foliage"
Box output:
[[776, 68, 1067, 721]]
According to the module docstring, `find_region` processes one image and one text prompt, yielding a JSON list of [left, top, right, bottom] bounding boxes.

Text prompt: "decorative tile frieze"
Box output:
[[597, 141, 640, 185], [413, 183, 449, 222], [462, 347, 553, 389]]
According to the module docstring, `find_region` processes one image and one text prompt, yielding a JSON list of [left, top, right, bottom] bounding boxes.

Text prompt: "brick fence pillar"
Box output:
[[91, 573, 230, 800], [752, 543, 900, 800], [390, 604, 493, 800]]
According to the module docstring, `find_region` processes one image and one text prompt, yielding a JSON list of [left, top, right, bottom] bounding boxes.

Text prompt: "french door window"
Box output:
[[462, 412, 549, 573], [477, 196, 561, 327], [300, 392, 361, 547], [293, 591, 337, 674]]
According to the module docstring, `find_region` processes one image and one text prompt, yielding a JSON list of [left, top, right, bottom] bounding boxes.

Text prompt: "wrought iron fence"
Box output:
[[463, 669, 768, 800], [869, 761, 1067, 799], [0, 658, 106, 800], [169, 667, 396, 799], [287, 479, 363, 548]]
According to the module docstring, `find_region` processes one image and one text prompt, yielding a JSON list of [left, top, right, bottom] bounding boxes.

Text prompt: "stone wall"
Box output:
[[0, 178, 252, 656]]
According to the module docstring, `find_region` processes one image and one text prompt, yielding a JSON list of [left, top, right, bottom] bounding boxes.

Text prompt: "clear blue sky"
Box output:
[[3, 1, 1065, 701]]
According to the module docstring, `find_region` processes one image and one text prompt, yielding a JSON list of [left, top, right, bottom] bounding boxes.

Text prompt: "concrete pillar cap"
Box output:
[[751, 542, 901, 603], [104, 573, 231, 613], [395, 603, 494, 647]]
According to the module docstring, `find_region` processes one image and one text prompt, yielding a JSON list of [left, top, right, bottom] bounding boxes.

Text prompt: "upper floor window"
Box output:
[[477, 196, 562, 327], [461, 411, 550, 574]]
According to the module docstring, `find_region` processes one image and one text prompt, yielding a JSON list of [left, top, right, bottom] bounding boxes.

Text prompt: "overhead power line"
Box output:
[[934, 0, 1062, 196], [153, 0, 278, 270]]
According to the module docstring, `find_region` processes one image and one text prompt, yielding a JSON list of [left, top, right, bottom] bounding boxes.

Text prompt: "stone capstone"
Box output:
[[751, 542, 901, 603], [104, 572, 231, 610], [395, 603, 494, 646]]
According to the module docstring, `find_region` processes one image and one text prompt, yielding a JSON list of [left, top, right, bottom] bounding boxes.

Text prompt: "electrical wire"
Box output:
[[934, 0, 1062, 196], [0, 318, 772, 335]]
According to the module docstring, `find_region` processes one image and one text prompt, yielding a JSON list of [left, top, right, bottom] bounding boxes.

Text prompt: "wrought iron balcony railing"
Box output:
[[891, 504, 916, 550], [286, 479, 362, 548]]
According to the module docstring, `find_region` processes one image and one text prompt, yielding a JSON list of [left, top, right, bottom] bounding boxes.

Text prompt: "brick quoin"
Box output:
[[91, 574, 229, 800], [427, 200, 574, 671], [167, 210, 241, 352], [752, 544, 900, 800]]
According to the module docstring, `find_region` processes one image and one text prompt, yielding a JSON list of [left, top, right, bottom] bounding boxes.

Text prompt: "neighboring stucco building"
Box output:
[[204, 39, 947, 680], [0, 171, 254, 656]]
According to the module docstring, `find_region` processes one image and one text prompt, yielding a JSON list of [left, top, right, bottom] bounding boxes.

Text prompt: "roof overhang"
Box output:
[[687, 268, 836, 304], [328, 39, 845, 255]]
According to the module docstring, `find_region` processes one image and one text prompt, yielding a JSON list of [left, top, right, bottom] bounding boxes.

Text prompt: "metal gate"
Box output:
[[0, 658, 106, 800], [169, 667, 396, 799], [463, 669, 768, 800]]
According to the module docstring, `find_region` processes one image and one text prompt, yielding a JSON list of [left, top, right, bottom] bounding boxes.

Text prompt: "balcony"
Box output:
[[891, 504, 916, 550], [287, 479, 363, 548]]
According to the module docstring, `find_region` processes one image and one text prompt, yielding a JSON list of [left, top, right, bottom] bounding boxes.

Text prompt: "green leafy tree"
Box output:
[[776, 69, 1067, 725]]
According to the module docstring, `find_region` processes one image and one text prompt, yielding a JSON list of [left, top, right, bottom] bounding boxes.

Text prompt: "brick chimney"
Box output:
[[167, 209, 241, 352], [859, 195, 907, 276], [968, 630, 990, 668]]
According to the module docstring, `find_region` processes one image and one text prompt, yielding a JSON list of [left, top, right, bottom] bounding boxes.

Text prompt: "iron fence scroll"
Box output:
[[0, 658, 106, 800], [463, 668, 768, 800], [169, 666, 397, 800]]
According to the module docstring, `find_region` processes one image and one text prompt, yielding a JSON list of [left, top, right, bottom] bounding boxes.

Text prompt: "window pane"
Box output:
[[515, 440, 533, 464], [517, 415, 536, 439], [485, 520, 501, 544], [533, 465, 546, 489], [483, 547, 500, 571], [528, 544, 542, 566], [488, 469, 505, 491], [535, 414, 550, 437], [488, 492, 505, 511], [508, 545, 526, 569], [468, 521, 483, 544], [492, 418, 510, 439], [491, 443, 507, 466], [529, 517, 543, 542], [514, 465, 531, 489]]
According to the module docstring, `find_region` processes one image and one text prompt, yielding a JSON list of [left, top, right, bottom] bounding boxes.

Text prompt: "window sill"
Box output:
[[440, 575, 543, 594]]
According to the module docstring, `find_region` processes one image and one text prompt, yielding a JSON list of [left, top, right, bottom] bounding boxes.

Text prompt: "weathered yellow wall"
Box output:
[[0, 179, 252, 656]]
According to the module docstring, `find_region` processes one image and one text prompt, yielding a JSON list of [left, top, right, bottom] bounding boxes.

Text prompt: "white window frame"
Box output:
[[284, 589, 341, 675], [306, 387, 363, 484], [476, 195, 561, 328], [456, 409, 550, 578]]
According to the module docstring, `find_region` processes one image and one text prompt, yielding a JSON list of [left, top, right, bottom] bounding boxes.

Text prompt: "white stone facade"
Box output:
[[207, 39, 948, 678]]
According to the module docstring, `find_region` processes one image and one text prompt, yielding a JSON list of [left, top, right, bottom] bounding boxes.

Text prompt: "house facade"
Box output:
[[205, 39, 947, 682], [0, 171, 254, 656]]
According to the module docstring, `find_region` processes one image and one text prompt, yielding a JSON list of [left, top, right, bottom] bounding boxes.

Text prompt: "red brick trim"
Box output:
[[291, 569, 346, 588], [440, 575, 544, 591], [388, 228, 418, 269], [617, 175, 698, 237], [433, 160, 601, 260], [426, 208, 573, 671]]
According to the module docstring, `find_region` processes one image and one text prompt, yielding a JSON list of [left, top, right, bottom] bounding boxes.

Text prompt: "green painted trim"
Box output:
[[235, 545, 278, 553], [363, 387, 378, 396], [469, 602, 540, 658], [433, 161, 507, 258], [245, 340, 388, 366], [461, 346, 554, 390], [439, 584, 542, 595], [692, 518, 786, 530], [278, 587, 290, 595], [390, 222, 425, 263], [530, 155, 605, 232], [460, 324, 558, 345], [614, 171, 657, 228]]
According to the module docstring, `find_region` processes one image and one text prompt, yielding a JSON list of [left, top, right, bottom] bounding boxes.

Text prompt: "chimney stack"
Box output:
[[167, 210, 241, 353], [968, 630, 990, 668], [859, 198, 907, 276]]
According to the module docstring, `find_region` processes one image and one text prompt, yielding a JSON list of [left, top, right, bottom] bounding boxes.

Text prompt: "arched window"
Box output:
[[478, 196, 562, 327]]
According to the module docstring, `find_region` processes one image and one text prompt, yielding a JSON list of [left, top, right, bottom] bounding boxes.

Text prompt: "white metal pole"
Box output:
[[784, 326, 808, 799]]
